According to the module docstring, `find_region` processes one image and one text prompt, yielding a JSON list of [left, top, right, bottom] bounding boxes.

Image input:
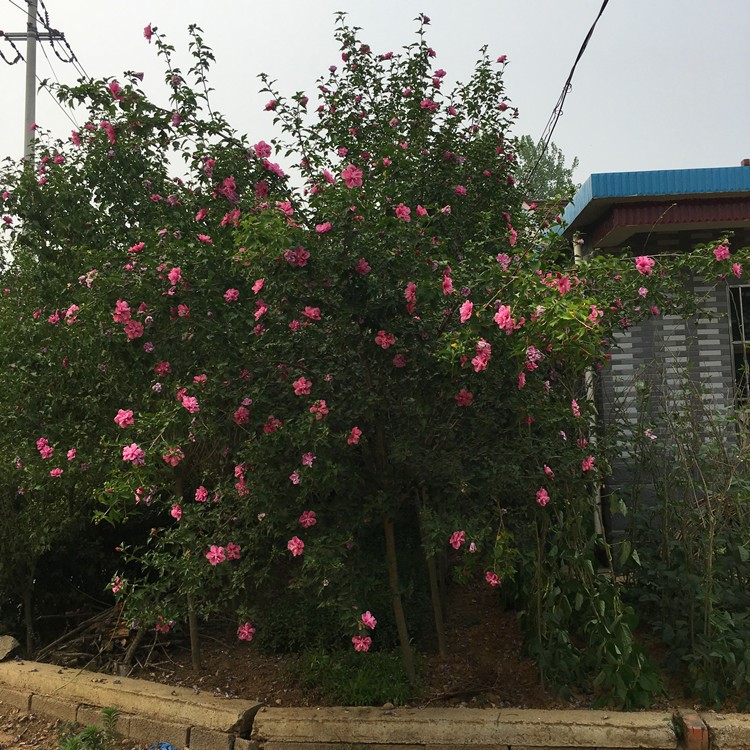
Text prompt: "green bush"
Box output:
[[58, 707, 121, 750], [297, 649, 422, 706], [625, 372, 750, 707]]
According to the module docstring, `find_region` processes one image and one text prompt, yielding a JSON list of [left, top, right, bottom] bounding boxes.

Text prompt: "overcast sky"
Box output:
[[0, 0, 748, 184]]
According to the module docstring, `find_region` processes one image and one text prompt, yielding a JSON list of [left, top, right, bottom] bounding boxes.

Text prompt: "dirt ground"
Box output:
[[0, 579, 701, 749], [0, 710, 61, 750], [126, 584, 585, 709], [0, 584, 562, 749], [0, 708, 155, 750]]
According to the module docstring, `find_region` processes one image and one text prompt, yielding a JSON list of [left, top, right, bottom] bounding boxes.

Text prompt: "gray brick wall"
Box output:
[[596, 228, 750, 536]]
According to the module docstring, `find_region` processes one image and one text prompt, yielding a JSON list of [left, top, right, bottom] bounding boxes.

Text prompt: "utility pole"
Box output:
[[3, 0, 63, 160], [23, 0, 37, 159]]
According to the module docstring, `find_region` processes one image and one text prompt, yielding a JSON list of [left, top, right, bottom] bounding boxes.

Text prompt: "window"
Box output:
[[729, 286, 750, 400]]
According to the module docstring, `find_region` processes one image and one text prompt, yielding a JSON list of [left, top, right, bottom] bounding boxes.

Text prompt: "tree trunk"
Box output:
[[426, 552, 447, 657], [188, 597, 202, 671], [123, 626, 145, 668], [419, 490, 446, 657], [383, 514, 416, 685], [175, 474, 201, 672], [373, 418, 415, 684], [22, 577, 34, 657]]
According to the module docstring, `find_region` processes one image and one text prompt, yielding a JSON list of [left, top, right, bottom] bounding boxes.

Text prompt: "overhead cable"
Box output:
[[522, 0, 610, 187]]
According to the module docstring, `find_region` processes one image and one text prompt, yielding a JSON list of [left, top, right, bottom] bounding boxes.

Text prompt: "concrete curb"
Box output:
[[0, 659, 748, 750], [0, 660, 261, 750], [700, 712, 750, 750], [251, 706, 678, 749]]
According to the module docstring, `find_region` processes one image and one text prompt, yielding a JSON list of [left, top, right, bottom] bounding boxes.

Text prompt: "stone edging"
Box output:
[[1, 660, 749, 750], [0, 660, 260, 750]]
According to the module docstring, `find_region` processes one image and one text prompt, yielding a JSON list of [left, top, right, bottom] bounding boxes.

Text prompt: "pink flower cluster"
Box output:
[[205, 542, 241, 565], [112, 299, 143, 340], [299, 510, 317, 528], [404, 281, 417, 314], [635, 256, 655, 275], [494, 304, 515, 334], [163, 446, 184, 467], [122, 443, 145, 466], [395, 203, 411, 222], [714, 244, 730, 261], [360, 611, 377, 630], [485, 571, 501, 587], [181, 394, 200, 413], [374, 329, 395, 349], [234, 405, 250, 425], [471, 339, 491, 372], [309, 400, 329, 420], [459, 300, 473, 323], [341, 164, 363, 188], [237, 622, 256, 641], [354, 258, 371, 275], [287, 536, 305, 556], [114, 409, 134, 428], [263, 416, 282, 434], [284, 247, 310, 267], [36, 436, 54, 460], [352, 609, 378, 652], [442, 269, 454, 296], [449, 530, 466, 549], [352, 635, 372, 652], [455, 389, 473, 407], [293, 377, 312, 396]]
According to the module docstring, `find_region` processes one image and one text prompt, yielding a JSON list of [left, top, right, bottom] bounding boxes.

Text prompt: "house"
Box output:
[[560, 164, 750, 533]]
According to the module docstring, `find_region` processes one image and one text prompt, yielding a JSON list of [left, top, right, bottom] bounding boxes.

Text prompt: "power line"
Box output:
[[522, 0, 610, 188], [16, 45, 80, 129], [3, 0, 86, 154], [37, 28, 60, 83], [0, 33, 79, 129], [37, 73, 80, 129], [6, 0, 90, 80], [5, 0, 26, 14], [0, 30, 24, 65], [36, 0, 89, 80]]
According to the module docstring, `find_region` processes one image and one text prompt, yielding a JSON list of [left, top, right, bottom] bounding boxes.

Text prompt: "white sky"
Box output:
[[0, 0, 748, 183]]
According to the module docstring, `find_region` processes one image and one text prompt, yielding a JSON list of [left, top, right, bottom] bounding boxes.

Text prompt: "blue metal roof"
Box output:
[[562, 166, 750, 233]]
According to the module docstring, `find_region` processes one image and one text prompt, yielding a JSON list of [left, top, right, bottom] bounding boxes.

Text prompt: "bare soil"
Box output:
[[0, 707, 148, 750], [0, 709, 62, 750], [0, 578, 701, 750], [126, 584, 583, 709]]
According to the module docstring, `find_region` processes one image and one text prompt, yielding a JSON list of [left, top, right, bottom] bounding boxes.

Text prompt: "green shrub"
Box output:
[[297, 649, 422, 706], [625, 372, 750, 707], [58, 707, 121, 750]]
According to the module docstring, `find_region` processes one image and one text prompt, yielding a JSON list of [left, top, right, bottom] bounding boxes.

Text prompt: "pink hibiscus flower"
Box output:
[[287, 536, 305, 556]]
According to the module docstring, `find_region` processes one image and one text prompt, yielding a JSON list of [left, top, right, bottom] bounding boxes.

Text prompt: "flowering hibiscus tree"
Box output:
[[0, 24, 289, 658], [1, 15, 746, 705]]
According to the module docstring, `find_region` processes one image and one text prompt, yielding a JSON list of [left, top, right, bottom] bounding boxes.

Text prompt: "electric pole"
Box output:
[[3, 0, 64, 159]]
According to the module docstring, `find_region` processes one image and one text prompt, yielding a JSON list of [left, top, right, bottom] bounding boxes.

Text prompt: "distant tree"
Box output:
[[515, 134, 579, 201]]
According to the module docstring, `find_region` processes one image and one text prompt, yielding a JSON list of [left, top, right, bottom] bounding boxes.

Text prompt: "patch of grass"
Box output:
[[58, 707, 121, 750], [297, 649, 423, 706]]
